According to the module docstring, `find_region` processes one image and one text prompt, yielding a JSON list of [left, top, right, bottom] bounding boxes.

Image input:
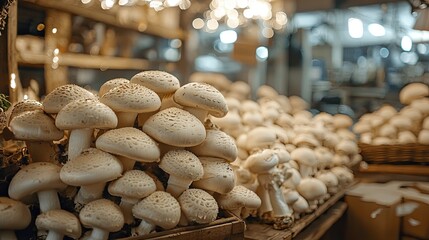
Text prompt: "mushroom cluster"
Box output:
[[0, 71, 262, 239], [193, 74, 359, 228], [353, 82, 429, 145]]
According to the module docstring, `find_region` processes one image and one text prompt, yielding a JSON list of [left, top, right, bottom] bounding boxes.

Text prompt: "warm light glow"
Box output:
[[226, 18, 239, 28], [262, 27, 274, 38], [10, 73, 16, 89], [81, 0, 92, 4], [192, 18, 205, 29], [36, 23, 45, 31], [52, 56, 59, 63], [165, 0, 181, 6], [220, 30, 237, 44], [23, 94, 29, 100], [118, 0, 129, 5], [401, 36, 413, 51], [101, 0, 115, 9], [53, 48, 59, 55], [275, 12, 288, 25], [348, 18, 363, 39], [368, 23, 385, 37], [207, 19, 219, 30], [170, 39, 182, 48], [52, 28, 57, 34]]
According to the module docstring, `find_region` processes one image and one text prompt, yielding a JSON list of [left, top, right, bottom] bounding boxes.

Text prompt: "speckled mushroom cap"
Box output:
[[215, 185, 261, 211], [99, 78, 130, 97], [8, 99, 43, 123], [79, 199, 124, 232], [142, 107, 206, 147], [159, 150, 203, 182], [0, 197, 31, 230], [8, 162, 66, 201], [192, 157, 235, 194], [108, 170, 157, 200], [36, 209, 82, 239], [60, 148, 123, 186], [245, 127, 277, 151], [132, 191, 181, 230], [178, 188, 219, 224], [96, 127, 160, 163], [291, 147, 317, 167], [9, 110, 64, 141], [188, 129, 237, 162], [55, 98, 118, 130], [130, 70, 181, 95], [174, 82, 228, 118], [100, 83, 161, 113], [42, 84, 96, 114], [244, 149, 279, 174]]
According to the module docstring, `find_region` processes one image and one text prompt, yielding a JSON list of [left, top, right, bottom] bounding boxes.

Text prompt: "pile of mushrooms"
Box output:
[[353, 82, 429, 145], [1, 71, 263, 239], [194, 73, 359, 227]]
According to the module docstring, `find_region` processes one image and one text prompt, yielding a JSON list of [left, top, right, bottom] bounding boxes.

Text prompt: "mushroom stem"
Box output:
[[267, 180, 292, 217], [159, 93, 179, 111], [68, 128, 93, 161], [133, 219, 156, 236], [116, 112, 138, 128], [37, 189, 61, 213], [26, 141, 57, 163], [87, 227, 109, 240], [75, 182, 106, 206], [45, 230, 64, 240], [120, 197, 138, 225], [230, 208, 243, 218], [256, 174, 273, 216], [166, 175, 192, 198], [137, 111, 156, 128], [0, 230, 18, 240], [116, 155, 136, 171], [182, 107, 208, 123]]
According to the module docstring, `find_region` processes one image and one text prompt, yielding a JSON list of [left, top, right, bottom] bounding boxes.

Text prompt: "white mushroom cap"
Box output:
[[60, 148, 123, 186], [96, 127, 160, 163], [0, 197, 31, 230], [108, 170, 156, 200], [275, 112, 295, 128], [9, 110, 64, 141], [242, 111, 263, 127], [377, 104, 397, 120], [335, 140, 359, 155], [8, 162, 66, 202], [178, 188, 219, 224], [257, 85, 278, 99], [8, 99, 43, 123], [188, 128, 237, 162], [159, 150, 204, 197], [42, 84, 96, 114], [372, 136, 393, 145], [333, 114, 353, 129], [98, 78, 130, 97], [352, 121, 371, 134], [369, 115, 385, 129], [291, 147, 317, 167], [245, 126, 277, 151], [315, 171, 338, 189], [228, 81, 251, 101], [55, 98, 118, 130], [271, 146, 291, 164], [292, 195, 309, 214], [423, 117, 429, 129], [132, 191, 181, 230], [215, 185, 261, 217], [174, 82, 228, 118], [399, 82, 429, 105], [244, 149, 279, 174], [225, 97, 241, 112], [130, 70, 181, 96], [79, 199, 124, 232], [323, 133, 340, 149], [296, 178, 327, 201], [378, 123, 397, 138], [142, 107, 206, 147], [289, 95, 309, 112], [418, 129, 429, 144], [239, 100, 260, 115], [398, 131, 417, 144], [36, 209, 82, 239], [292, 133, 320, 148], [275, 95, 292, 113], [192, 157, 235, 194], [410, 97, 429, 116], [389, 115, 412, 131], [399, 106, 423, 122], [100, 83, 161, 113]]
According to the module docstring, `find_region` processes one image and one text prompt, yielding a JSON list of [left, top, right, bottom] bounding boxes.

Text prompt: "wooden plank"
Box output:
[[244, 222, 292, 240], [17, 52, 150, 70], [7, 0, 23, 104], [25, 0, 186, 40], [294, 202, 347, 240], [359, 164, 429, 176]]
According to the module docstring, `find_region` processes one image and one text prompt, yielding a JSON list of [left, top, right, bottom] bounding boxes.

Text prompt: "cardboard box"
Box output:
[[345, 183, 402, 240], [402, 193, 429, 239]]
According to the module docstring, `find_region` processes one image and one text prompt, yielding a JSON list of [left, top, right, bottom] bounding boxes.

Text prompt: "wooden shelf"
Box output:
[[17, 52, 150, 70], [359, 163, 429, 176], [24, 0, 187, 40], [244, 182, 356, 240]]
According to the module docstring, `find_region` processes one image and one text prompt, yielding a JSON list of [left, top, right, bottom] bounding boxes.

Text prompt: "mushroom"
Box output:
[[189, 72, 232, 95], [188, 127, 238, 162], [389, 115, 412, 131], [377, 104, 397, 121], [9, 110, 63, 162], [331, 166, 354, 186], [100, 83, 161, 128], [215, 185, 261, 219], [132, 191, 181, 236], [227, 81, 251, 101], [335, 139, 359, 156], [159, 150, 204, 197], [296, 178, 327, 210], [291, 147, 317, 178], [178, 188, 219, 225], [60, 148, 123, 208], [8, 162, 66, 212], [332, 114, 353, 130], [142, 107, 206, 148], [98, 78, 130, 97], [35, 209, 82, 240], [399, 82, 429, 105], [108, 170, 157, 224], [281, 189, 300, 205], [55, 98, 118, 161], [292, 195, 310, 219], [316, 171, 339, 195], [418, 129, 429, 144], [79, 199, 124, 240], [0, 197, 32, 240], [398, 131, 417, 144], [174, 82, 228, 123], [289, 95, 309, 113], [192, 157, 235, 195], [95, 127, 160, 171], [8, 99, 43, 124], [245, 126, 277, 153], [410, 97, 429, 116], [314, 147, 333, 171], [257, 84, 279, 99], [42, 84, 96, 115], [377, 123, 397, 139]]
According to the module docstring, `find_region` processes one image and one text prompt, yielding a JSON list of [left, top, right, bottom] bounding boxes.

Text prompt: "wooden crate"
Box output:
[[358, 143, 429, 164], [120, 211, 245, 240]]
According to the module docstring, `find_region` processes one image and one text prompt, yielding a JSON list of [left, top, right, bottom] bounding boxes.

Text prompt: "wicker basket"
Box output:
[[358, 143, 429, 164]]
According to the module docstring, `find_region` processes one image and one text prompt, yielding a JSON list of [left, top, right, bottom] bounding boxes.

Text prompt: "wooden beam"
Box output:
[[359, 164, 429, 176]]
